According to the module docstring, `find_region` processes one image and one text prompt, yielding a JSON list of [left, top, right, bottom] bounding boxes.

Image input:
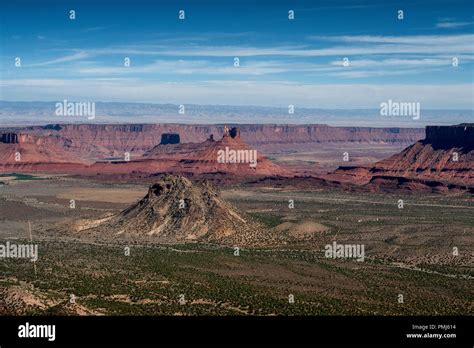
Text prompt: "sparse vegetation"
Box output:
[[0, 178, 472, 316], [0, 173, 44, 180]]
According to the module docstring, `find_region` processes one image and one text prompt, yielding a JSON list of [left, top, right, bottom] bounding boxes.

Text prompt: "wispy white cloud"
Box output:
[[311, 34, 474, 45], [329, 67, 444, 78], [436, 20, 473, 29], [10, 34, 474, 72], [330, 58, 453, 67], [77, 56, 461, 78], [2, 33, 473, 107], [126, 43, 473, 57], [26, 51, 90, 67], [76, 59, 335, 76], [94, 34, 473, 57], [81, 26, 108, 33]]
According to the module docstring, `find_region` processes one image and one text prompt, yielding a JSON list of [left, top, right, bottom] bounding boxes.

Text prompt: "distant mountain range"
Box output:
[[1, 101, 471, 127]]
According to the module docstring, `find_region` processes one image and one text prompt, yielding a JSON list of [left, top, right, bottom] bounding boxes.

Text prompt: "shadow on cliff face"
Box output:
[[425, 124, 474, 151]]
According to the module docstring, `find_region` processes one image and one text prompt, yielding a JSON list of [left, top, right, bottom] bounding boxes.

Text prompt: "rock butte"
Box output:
[[326, 124, 474, 193], [75, 175, 280, 247]]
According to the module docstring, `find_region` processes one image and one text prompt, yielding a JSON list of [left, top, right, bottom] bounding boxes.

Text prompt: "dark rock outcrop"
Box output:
[[160, 133, 180, 145], [1, 133, 19, 144], [229, 127, 240, 139], [425, 124, 474, 150], [42, 124, 62, 131]]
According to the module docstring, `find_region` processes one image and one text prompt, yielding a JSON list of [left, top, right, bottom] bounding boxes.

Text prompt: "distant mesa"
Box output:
[[0, 126, 287, 179], [4, 123, 469, 193], [0, 131, 89, 168], [160, 133, 180, 145], [0, 123, 425, 163], [326, 124, 474, 193], [1, 133, 19, 144], [425, 123, 474, 150], [42, 124, 63, 131]]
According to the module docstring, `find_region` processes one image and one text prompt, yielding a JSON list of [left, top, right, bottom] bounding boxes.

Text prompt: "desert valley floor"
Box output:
[[0, 174, 472, 315]]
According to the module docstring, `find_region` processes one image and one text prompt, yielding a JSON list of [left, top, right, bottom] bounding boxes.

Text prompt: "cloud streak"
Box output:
[[436, 21, 473, 29], [26, 51, 90, 67]]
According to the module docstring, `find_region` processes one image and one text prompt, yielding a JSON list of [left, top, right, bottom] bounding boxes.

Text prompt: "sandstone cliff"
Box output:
[[13, 123, 424, 160], [0, 132, 89, 166], [328, 124, 474, 192]]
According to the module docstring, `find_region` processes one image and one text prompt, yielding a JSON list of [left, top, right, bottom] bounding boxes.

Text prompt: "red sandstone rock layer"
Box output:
[[0, 128, 288, 178], [0, 132, 90, 170], [327, 124, 474, 191], [89, 130, 288, 177], [2, 124, 424, 160]]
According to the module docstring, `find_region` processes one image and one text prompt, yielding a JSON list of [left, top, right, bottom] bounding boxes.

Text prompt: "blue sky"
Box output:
[[0, 0, 473, 109]]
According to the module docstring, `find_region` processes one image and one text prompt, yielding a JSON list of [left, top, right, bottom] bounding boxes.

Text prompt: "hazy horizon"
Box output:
[[0, 100, 472, 127]]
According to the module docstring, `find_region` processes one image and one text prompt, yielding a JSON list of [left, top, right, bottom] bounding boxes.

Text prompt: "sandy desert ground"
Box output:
[[0, 174, 472, 315]]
